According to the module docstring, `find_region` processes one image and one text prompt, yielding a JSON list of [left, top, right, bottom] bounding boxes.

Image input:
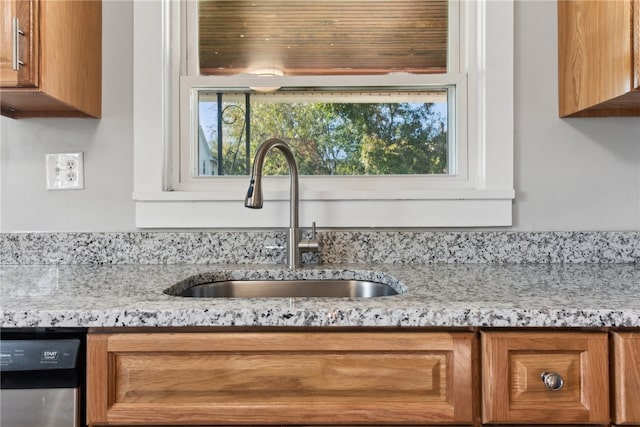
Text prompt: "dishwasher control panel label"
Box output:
[[0, 339, 80, 371], [42, 350, 59, 361]]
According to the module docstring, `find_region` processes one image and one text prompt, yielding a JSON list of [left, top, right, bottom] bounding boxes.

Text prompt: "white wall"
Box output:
[[513, 0, 640, 231], [1, 0, 639, 232]]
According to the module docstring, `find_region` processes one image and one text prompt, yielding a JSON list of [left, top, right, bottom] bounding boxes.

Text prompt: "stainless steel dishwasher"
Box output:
[[0, 328, 86, 427]]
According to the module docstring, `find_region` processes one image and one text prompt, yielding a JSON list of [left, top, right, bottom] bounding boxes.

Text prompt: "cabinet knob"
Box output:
[[540, 371, 564, 391]]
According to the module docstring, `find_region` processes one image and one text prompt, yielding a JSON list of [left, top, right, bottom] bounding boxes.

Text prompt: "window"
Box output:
[[132, 0, 515, 228], [193, 89, 451, 177]]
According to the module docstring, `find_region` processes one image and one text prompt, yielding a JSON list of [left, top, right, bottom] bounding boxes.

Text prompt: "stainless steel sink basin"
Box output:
[[169, 280, 399, 298]]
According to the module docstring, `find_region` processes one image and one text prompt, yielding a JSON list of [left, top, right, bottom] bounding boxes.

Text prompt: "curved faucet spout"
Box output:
[[245, 138, 301, 267]]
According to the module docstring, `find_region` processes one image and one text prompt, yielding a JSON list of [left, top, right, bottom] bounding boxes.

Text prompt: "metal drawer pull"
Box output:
[[12, 17, 25, 70], [540, 371, 564, 391]]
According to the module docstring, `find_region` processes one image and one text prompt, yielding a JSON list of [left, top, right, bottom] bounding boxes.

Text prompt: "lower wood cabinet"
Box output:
[[481, 331, 609, 425], [87, 329, 640, 426], [612, 332, 640, 425], [87, 331, 474, 426]]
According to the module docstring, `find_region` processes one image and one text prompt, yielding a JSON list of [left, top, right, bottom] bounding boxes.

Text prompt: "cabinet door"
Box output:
[[0, 0, 37, 87], [558, 0, 640, 117], [482, 331, 609, 424], [87, 332, 474, 426], [612, 332, 640, 425], [634, 0, 639, 92]]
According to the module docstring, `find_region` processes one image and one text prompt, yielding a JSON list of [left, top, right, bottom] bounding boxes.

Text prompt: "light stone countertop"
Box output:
[[1, 263, 639, 328]]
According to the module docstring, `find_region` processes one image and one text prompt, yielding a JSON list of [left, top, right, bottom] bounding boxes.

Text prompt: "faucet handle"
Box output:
[[299, 221, 321, 253]]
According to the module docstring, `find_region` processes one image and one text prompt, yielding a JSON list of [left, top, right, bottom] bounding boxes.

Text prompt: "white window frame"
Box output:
[[132, 0, 515, 228], [181, 86, 460, 187]]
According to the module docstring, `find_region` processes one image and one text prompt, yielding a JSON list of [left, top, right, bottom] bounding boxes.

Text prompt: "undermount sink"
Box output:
[[167, 279, 399, 298]]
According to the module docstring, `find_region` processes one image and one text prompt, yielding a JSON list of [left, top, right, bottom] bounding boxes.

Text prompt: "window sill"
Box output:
[[133, 189, 515, 228]]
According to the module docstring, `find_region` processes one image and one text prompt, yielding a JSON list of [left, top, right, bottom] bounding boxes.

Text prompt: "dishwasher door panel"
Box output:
[[0, 388, 80, 427]]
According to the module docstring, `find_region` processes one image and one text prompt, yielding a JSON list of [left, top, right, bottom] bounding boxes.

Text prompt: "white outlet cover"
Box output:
[[46, 152, 84, 190]]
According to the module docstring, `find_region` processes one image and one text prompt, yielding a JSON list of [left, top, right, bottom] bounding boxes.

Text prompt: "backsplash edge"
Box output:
[[1, 231, 639, 265]]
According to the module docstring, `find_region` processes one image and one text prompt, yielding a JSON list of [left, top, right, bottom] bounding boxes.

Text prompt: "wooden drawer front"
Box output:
[[88, 332, 473, 425], [481, 332, 609, 424], [612, 332, 640, 425]]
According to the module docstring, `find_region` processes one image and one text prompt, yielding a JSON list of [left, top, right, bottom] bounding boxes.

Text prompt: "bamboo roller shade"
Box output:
[[198, 0, 448, 76]]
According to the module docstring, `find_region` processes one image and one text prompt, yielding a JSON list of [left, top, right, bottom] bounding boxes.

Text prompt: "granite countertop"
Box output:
[[1, 263, 639, 328]]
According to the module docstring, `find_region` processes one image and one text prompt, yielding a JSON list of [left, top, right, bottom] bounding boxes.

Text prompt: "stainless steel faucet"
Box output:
[[245, 138, 320, 268]]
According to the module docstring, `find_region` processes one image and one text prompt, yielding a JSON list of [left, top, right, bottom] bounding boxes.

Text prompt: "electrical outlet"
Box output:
[[46, 152, 84, 190]]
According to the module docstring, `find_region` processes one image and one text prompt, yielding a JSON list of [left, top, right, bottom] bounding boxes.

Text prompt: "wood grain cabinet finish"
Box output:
[[0, 0, 37, 87], [612, 332, 640, 425], [87, 331, 474, 426], [558, 0, 640, 117], [0, 0, 101, 118], [481, 331, 609, 424]]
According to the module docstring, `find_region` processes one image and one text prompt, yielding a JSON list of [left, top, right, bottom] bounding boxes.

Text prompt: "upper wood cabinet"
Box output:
[[87, 331, 474, 426], [612, 332, 640, 425], [0, 0, 37, 87], [0, 0, 101, 118], [558, 0, 640, 117], [481, 331, 609, 424]]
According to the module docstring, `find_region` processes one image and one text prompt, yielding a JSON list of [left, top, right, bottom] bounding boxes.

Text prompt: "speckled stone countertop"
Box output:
[[2, 263, 639, 328]]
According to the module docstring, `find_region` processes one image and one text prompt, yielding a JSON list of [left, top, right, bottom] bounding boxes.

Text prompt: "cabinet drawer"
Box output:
[[88, 332, 474, 425], [612, 332, 640, 425], [481, 331, 609, 424]]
